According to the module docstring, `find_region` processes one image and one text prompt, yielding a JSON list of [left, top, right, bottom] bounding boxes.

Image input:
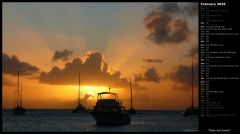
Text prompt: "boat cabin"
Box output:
[[94, 92, 125, 113]]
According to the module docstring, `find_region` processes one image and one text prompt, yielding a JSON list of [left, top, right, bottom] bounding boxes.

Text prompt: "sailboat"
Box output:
[[13, 72, 26, 115], [128, 78, 136, 114], [183, 60, 198, 117], [72, 72, 87, 113]]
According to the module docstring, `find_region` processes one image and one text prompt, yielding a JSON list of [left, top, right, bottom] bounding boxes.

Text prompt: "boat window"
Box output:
[[99, 94, 116, 100]]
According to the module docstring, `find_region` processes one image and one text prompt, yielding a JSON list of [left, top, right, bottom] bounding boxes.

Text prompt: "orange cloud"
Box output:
[[39, 51, 146, 90]]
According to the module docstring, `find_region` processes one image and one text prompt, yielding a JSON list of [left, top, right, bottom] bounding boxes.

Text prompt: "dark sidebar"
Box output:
[[199, 0, 239, 133]]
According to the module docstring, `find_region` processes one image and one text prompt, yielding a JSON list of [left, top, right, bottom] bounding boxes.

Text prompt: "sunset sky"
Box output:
[[2, 2, 198, 110]]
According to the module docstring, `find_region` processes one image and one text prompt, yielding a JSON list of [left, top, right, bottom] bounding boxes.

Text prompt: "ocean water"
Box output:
[[2, 110, 198, 132]]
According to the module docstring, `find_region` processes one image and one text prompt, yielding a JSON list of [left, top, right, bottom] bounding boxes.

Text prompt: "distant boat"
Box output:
[[13, 72, 26, 115], [183, 60, 198, 117], [72, 104, 87, 113], [128, 78, 136, 114], [72, 72, 87, 113], [90, 86, 131, 125]]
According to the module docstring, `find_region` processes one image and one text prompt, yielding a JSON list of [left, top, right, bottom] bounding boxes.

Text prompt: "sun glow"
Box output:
[[70, 85, 110, 99], [86, 91, 94, 99]]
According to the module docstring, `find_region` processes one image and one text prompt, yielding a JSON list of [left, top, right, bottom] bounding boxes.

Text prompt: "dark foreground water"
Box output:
[[2, 110, 198, 132]]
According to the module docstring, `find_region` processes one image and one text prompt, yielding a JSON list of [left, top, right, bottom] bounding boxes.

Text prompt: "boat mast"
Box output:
[[14, 86, 16, 108], [191, 59, 194, 108], [20, 82, 23, 107], [130, 78, 133, 109], [17, 72, 20, 107], [78, 72, 80, 106]]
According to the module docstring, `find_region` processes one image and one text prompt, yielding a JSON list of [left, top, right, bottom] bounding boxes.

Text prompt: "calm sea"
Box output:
[[2, 109, 198, 132]]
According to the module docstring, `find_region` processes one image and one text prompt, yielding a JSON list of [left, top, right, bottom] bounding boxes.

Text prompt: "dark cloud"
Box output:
[[159, 3, 182, 14], [165, 63, 198, 91], [144, 9, 190, 45], [52, 49, 73, 62], [135, 67, 161, 83], [2, 53, 40, 76], [144, 3, 197, 45], [143, 58, 163, 63], [183, 3, 198, 16], [40, 51, 146, 90]]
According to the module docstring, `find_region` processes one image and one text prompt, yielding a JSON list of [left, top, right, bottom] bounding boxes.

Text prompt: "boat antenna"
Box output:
[[130, 78, 133, 109], [191, 59, 194, 108]]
